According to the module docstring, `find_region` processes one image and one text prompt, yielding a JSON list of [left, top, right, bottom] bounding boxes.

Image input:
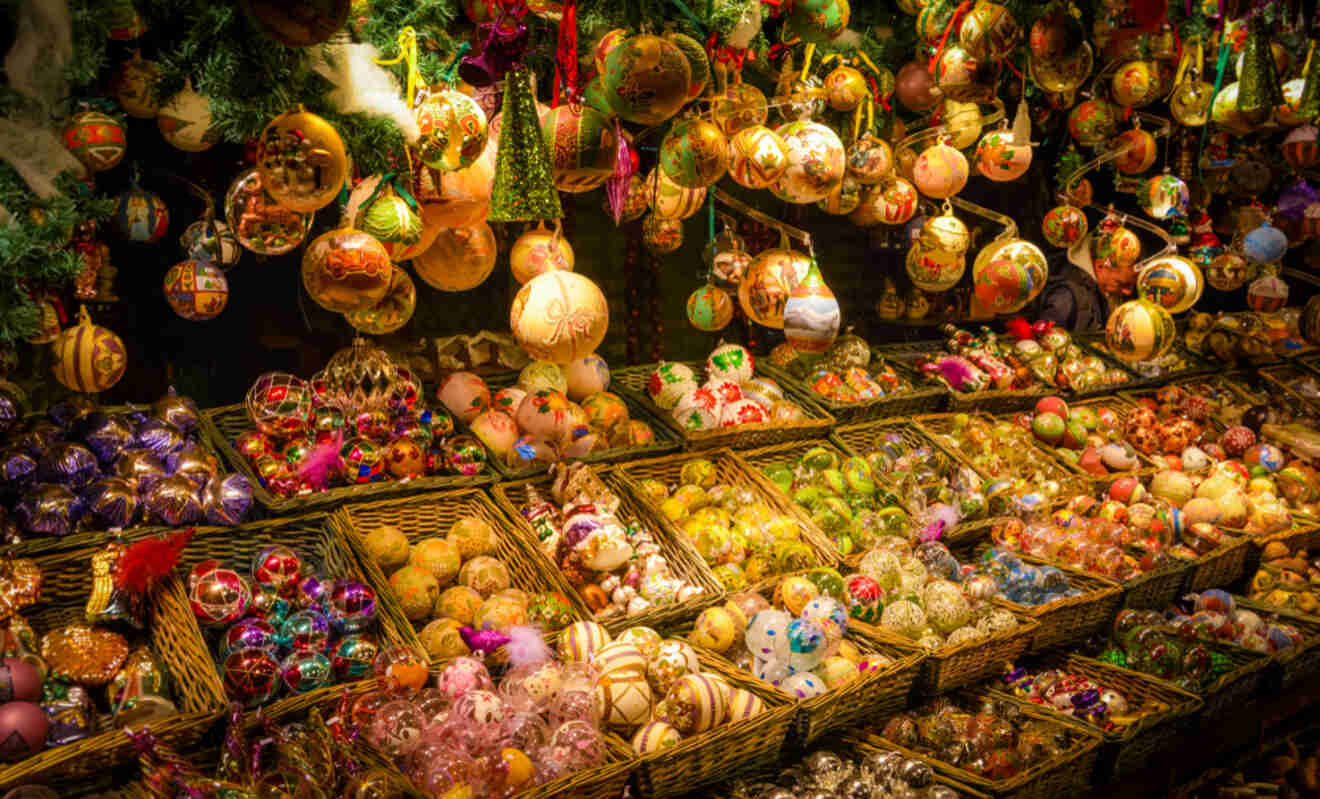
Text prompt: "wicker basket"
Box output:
[[855, 613, 1038, 695], [201, 403, 495, 513], [328, 488, 583, 667], [610, 361, 836, 451], [1117, 559, 1189, 609], [1104, 636, 1271, 729], [1257, 365, 1320, 413], [986, 653, 1202, 783], [976, 550, 1124, 654], [1231, 597, 1320, 695], [1225, 518, 1320, 579], [871, 342, 1050, 416], [1075, 334, 1214, 384], [0, 545, 226, 792], [1181, 536, 1251, 594], [631, 652, 793, 799], [914, 414, 1090, 503], [861, 691, 1102, 799], [489, 467, 723, 636], [756, 351, 948, 425]]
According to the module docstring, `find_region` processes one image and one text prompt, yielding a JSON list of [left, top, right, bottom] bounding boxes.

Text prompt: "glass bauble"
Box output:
[[416, 89, 489, 172], [728, 125, 789, 189], [602, 34, 691, 126], [738, 248, 811, 328], [510, 272, 609, 364], [772, 121, 845, 204], [510, 224, 574, 285], [712, 81, 769, 136], [225, 168, 313, 255], [415, 223, 498, 291], [660, 117, 730, 189], [301, 227, 392, 313], [1106, 299, 1176, 362], [345, 265, 417, 334], [256, 108, 348, 212], [541, 104, 616, 193], [1136, 254, 1203, 314]]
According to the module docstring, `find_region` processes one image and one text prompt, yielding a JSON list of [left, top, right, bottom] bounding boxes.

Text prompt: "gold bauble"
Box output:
[[345, 265, 417, 334], [510, 272, 609, 364], [1111, 60, 1162, 108], [157, 81, 215, 152], [728, 125, 790, 189], [659, 117, 730, 189], [846, 134, 893, 184], [415, 140, 495, 229], [415, 223, 498, 292], [1029, 42, 1094, 94], [257, 109, 348, 213], [921, 213, 971, 254], [824, 65, 869, 111], [510, 224, 575, 285], [959, 0, 1021, 62], [738, 248, 811, 328], [51, 306, 127, 393], [711, 82, 769, 136], [110, 52, 161, 119], [942, 99, 984, 149], [602, 34, 692, 126], [642, 214, 684, 254], [301, 227, 393, 312], [1170, 78, 1214, 127], [817, 177, 862, 215], [645, 168, 706, 220]]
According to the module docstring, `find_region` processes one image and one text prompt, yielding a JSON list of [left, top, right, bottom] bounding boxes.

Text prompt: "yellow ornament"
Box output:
[[415, 223, 498, 292], [511, 224, 574, 285], [921, 212, 970, 254], [942, 99, 984, 149], [301, 226, 393, 312], [817, 178, 861, 215], [907, 242, 966, 292], [824, 65, 869, 111], [959, 0, 1021, 61], [157, 81, 216, 152], [603, 34, 692, 126], [728, 125, 789, 189], [1029, 43, 1094, 94], [712, 82, 769, 136], [643, 214, 684, 254], [846, 134, 893, 184], [1105, 299, 1176, 362], [256, 108, 348, 212], [416, 89, 489, 173], [1211, 82, 1250, 136], [659, 117, 730, 189], [912, 141, 969, 199], [110, 52, 161, 119], [510, 272, 610, 364], [1136, 254, 1203, 314], [772, 121, 846, 204], [51, 306, 127, 393], [738, 248, 811, 328], [646, 168, 706, 220], [345, 265, 418, 334], [541, 104, 617, 193], [1111, 60, 1162, 108]]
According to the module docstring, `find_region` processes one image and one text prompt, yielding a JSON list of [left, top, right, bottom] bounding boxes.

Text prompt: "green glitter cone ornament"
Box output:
[[1236, 16, 1285, 126], [488, 67, 563, 222]]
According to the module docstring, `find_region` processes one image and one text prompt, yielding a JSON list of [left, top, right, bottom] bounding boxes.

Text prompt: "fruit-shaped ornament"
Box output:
[[772, 121, 846, 203], [256, 108, 348, 212], [115, 183, 169, 244], [163, 260, 229, 320], [346, 264, 418, 334], [416, 89, 489, 172], [157, 81, 216, 152], [960, 0, 1021, 61], [1247, 272, 1290, 312], [660, 118, 730, 189], [972, 238, 1048, 313], [728, 126, 789, 189], [646, 168, 706, 220], [301, 225, 393, 313], [52, 306, 127, 393], [912, 140, 969, 199], [1042, 205, 1088, 248], [1136, 255, 1203, 314], [687, 285, 735, 332], [1113, 127, 1157, 175], [739, 247, 811, 328], [541, 104, 616, 193], [1105, 299, 1176, 362], [510, 223, 574, 284], [1112, 61, 1162, 108], [846, 135, 893, 184], [63, 111, 127, 173], [354, 179, 424, 259], [510, 272, 609, 363], [712, 81, 770, 136], [783, 259, 841, 353], [1138, 173, 1190, 219], [602, 35, 691, 126], [643, 214, 684, 254], [415, 223, 498, 291], [110, 52, 161, 119], [824, 64, 868, 111], [225, 169, 313, 255]]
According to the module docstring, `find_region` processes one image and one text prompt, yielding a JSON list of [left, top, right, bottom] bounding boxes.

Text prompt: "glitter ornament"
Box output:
[[255, 108, 347, 212], [489, 67, 563, 223], [415, 223, 498, 292], [417, 89, 489, 172], [163, 260, 228, 321], [225, 169, 313, 255], [1106, 299, 1176, 362], [63, 111, 126, 173], [1243, 224, 1288, 264], [687, 285, 735, 332]]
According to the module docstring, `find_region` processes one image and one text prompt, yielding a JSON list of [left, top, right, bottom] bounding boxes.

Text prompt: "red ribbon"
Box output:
[[929, 0, 974, 76], [705, 32, 756, 70], [551, 0, 579, 107]]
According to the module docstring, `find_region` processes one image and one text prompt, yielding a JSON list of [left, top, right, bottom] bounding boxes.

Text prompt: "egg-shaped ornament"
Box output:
[[354, 179, 425, 260], [157, 81, 217, 152], [974, 128, 1032, 182], [739, 248, 812, 328], [603, 34, 692, 126], [345, 265, 417, 334], [645, 168, 706, 220], [1170, 76, 1215, 127], [1105, 299, 1176, 362], [416, 89, 489, 173], [181, 219, 241, 269], [62, 111, 127, 173], [1138, 173, 1190, 219], [301, 226, 393, 313], [1283, 125, 1320, 171], [772, 121, 846, 204], [511, 224, 574, 284], [846, 135, 893, 185], [959, 0, 1021, 61], [1243, 224, 1288, 265], [907, 242, 967, 292], [1136, 255, 1203, 314], [1247, 273, 1290, 312], [415, 223, 498, 292], [712, 81, 769, 136], [256, 108, 348, 213], [783, 259, 841, 353], [225, 169, 313, 256], [972, 238, 1048, 313], [912, 141, 969, 199], [1207, 252, 1253, 291], [1211, 83, 1250, 135], [660, 118, 730, 189], [1112, 61, 1163, 108], [1068, 99, 1118, 146], [728, 125, 789, 190], [687, 285, 735, 332], [115, 184, 169, 244], [1113, 128, 1157, 174], [164, 260, 229, 320], [1042, 205, 1089, 248], [541, 104, 616, 193], [643, 214, 684, 255], [510, 272, 609, 364], [51, 306, 127, 393], [854, 178, 919, 227], [824, 65, 869, 111]]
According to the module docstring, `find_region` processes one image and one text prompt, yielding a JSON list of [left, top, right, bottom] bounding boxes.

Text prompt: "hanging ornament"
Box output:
[[1093, 218, 1141, 268], [907, 242, 967, 292], [645, 167, 706, 220], [1068, 99, 1118, 146], [1296, 42, 1320, 124], [960, 0, 1021, 61], [106, 0, 147, 40], [818, 178, 862, 215], [180, 219, 240, 269], [707, 229, 752, 284], [224, 168, 312, 255], [1243, 223, 1288, 264], [602, 34, 691, 126], [52, 306, 127, 393], [772, 121, 845, 203], [256, 108, 348, 213], [712, 81, 769, 136], [163, 260, 228, 321], [345, 265, 417, 334], [1113, 127, 1157, 175], [942, 99, 984, 148], [157, 81, 216, 152], [114, 183, 169, 244], [912, 140, 969, 199], [1136, 254, 1203, 314], [301, 225, 393, 312], [594, 29, 628, 73], [1247, 272, 1290, 312], [1137, 173, 1190, 220], [783, 259, 840, 353], [541, 105, 616, 193], [642, 214, 684, 254], [934, 44, 987, 103], [1210, 83, 1250, 135], [1206, 252, 1252, 291], [1283, 125, 1320, 170], [972, 238, 1048, 313], [1029, 41, 1094, 94], [353, 177, 424, 259], [62, 111, 127, 173], [490, 67, 563, 222], [824, 64, 868, 111], [667, 33, 710, 99], [1105, 299, 1176, 362], [728, 125, 790, 189], [1030, 5, 1083, 60], [787, 0, 850, 43], [895, 62, 939, 112], [660, 118, 730, 189], [686, 285, 735, 332], [417, 89, 490, 173], [510, 272, 609, 363], [1112, 61, 1162, 108], [318, 338, 403, 415], [27, 297, 61, 344], [975, 102, 1033, 182], [1236, 18, 1285, 126], [846, 135, 893, 184], [110, 52, 162, 118], [415, 155, 495, 231], [1169, 76, 1214, 127], [239, 0, 350, 47], [916, 0, 954, 41], [739, 247, 811, 328], [852, 177, 919, 226], [922, 211, 971, 254], [415, 223, 498, 291], [510, 222, 573, 284]]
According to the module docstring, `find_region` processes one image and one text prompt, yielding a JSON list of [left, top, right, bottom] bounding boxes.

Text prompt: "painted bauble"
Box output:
[[415, 223, 498, 291], [917, 1, 953, 40], [711, 81, 769, 136], [63, 111, 126, 173], [1113, 128, 1157, 174], [163, 260, 229, 321], [645, 168, 706, 220], [1170, 78, 1214, 126], [709, 343, 754, 383], [784, 260, 840, 353], [510, 225, 574, 285], [907, 242, 966, 292], [115, 185, 169, 243], [1112, 60, 1162, 108], [416, 89, 488, 172], [540, 105, 616, 193], [853, 178, 918, 227], [110, 52, 162, 118], [1136, 255, 1203, 314], [1042, 205, 1088, 248], [643, 214, 684, 254], [345, 264, 417, 334], [959, 0, 1020, 61], [181, 219, 241, 269], [1094, 225, 1141, 269], [416, 149, 495, 229], [1283, 125, 1320, 170], [1138, 174, 1190, 219], [1105, 299, 1176, 362], [594, 28, 628, 73], [157, 82, 216, 152], [772, 121, 846, 204], [1031, 43, 1095, 94], [912, 141, 969, 199], [602, 35, 691, 126], [510, 272, 609, 364], [972, 238, 1047, 313], [728, 126, 789, 190], [824, 65, 869, 111], [787, 0, 850, 43], [0, 701, 49, 759], [687, 285, 735, 332], [1247, 274, 1290, 313], [51, 307, 127, 393], [564, 354, 610, 401], [941, 99, 983, 149], [256, 109, 347, 212], [1068, 99, 1118, 146], [934, 44, 983, 102], [470, 410, 520, 459], [437, 372, 491, 424], [354, 180, 424, 259], [660, 118, 730, 189], [1277, 79, 1308, 127], [895, 62, 938, 112], [739, 248, 811, 328], [301, 227, 392, 313], [817, 178, 861, 215], [648, 362, 698, 409], [1210, 83, 1250, 135], [1244, 224, 1288, 265], [846, 135, 893, 184], [974, 129, 1032, 182], [225, 168, 312, 255]]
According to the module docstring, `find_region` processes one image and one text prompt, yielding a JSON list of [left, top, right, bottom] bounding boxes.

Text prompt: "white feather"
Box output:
[[311, 43, 421, 144]]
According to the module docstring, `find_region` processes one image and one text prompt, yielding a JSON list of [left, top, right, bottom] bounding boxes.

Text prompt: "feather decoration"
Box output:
[[1005, 317, 1035, 342], [298, 431, 344, 491], [934, 356, 978, 392], [116, 528, 194, 596], [310, 43, 421, 144], [505, 625, 553, 667]]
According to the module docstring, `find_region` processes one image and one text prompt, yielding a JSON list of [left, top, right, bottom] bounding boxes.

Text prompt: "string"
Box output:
[[712, 187, 813, 255], [373, 27, 422, 110], [800, 44, 816, 82]]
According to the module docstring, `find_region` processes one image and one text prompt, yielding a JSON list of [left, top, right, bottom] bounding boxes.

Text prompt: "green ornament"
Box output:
[[356, 181, 422, 255], [488, 67, 563, 223], [1208, 650, 1233, 678], [1297, 42, 1320, 123], [1236, 17, 1285, 125], [1097, 648, 1129, 668]]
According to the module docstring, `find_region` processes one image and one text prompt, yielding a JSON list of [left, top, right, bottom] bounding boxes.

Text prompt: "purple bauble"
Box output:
[[0, 449, 37, 490], [15, 483, 84, 537], [84, 476, 139, 530], [153, 389, 201, 436], [47, 396, 96, 428], [0, 701, 49, 760], [77, 412, 135, 464], [36, 442, 98, 491], [115, 448, 167, 494], [145, 474, 203, 526], [14, 420, 61, 457], [293, 573, 326, 610], [203, 473, 253, 527], [0, 388, 19, 438], [326, 579, 378, 635], [166, 444, 219, 487], [134, 418, 185, 458], [221, 619, 279, 658], [222, 647, 280, 707]]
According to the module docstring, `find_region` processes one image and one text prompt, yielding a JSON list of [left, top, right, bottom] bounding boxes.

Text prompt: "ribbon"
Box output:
[[930, 0, 974, 76], [359, 172, 420, 215], [373, 27, 422, 110], [440, 41, 471, 86], [552, 0, 580, 107], [706, 32, 755, 70], [799, 43, 816, 82]]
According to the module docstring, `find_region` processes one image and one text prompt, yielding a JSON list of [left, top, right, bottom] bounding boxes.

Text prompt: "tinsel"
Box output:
[[488, 66, 563, 222], [1236, 16, 1285, 125]]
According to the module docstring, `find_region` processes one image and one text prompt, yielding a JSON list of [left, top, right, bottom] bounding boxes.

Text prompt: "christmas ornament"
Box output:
[[645, 168, 705, 219], [668, 32, 710, 99], [1030, 41, 1094, 93], [417, 89, 489, 172], [818, 178, 861, 215], [1136, 255, 1203, 314], [345, 265, 417, 334], [240, 0, 350, 47], [972, 238, 1047, 313], [1113, 127, 1157, 174], [895, 61, 939, 111], [960, 0, 1020, 61], [912, 140, 969, 198], [921, 212, 971, 254], [354, 179, 424, 259], [728, 125, 789, 189], [847, 135, 893, 184], [1138, 174, 1190, 219], [942, 99, 984, 148], [1247, 273, 1290, 312], [1093, 219, 1141, 268], [602, 35, 691, 126], [1112, 60, 1162, 108], [114, 183, 169, 243], [975, 127, 1032, 182], [934, 44, 985, 102], [687, 285, 735, 332], [772, 121, 846, 204], [52, 306, 126, 393], [415, 223, 498, 291], [301, 226, 393, 313], [1170, 71, 1214, 127], [1211, 83, 1250, 135], [1105, 299, 1176, 362], [739, 248, 810, 328], [62, 111, 126, 173], [224, 168, 312, 255], [825, 64, 868, 111], [1283, 126, 1320, 170], [660, 118, 729, 189], [788, 0, 850, 43], [180, 219, 240, 269], [708, 230, 752, 283], [157, 81, 216, 152], [541, 105, 616, 192], [490, 67, 563, 222], [907, 243, 966, 292], [712, 81, 769, 135], [246, 372, 311, 437], [1068, 99, 1118, 146], [784, 259, 841, 353], [510, 272, 609, 363], [256, 108, 348, 213], [1207, 252, 1252, 291], [854, 178, 919, 226], [163, 260, 228, 321], [318, 338, 406, 417], [1042, 205, 1088, 248], [1244, 224, 1288, 264], [110, 52, 161, 118], [510, 223, 574, 284], [1236, 17, 1285, 126]]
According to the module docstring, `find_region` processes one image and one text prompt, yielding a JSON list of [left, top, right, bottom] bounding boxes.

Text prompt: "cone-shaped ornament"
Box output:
[[1237, 17, 1286, 125], [1297, 41, 1320, 122], [488, 67, 563, 222], [783, 258, 841, 353]]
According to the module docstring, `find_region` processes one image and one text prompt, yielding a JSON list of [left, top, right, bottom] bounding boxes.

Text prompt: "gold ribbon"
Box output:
[[374, 27, 422, 111]]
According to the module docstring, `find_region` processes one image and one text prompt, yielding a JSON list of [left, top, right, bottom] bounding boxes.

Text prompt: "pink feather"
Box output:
[[505, 625, 553, 667], [934, 357, 977, 392], [297, 431, 343, 491]]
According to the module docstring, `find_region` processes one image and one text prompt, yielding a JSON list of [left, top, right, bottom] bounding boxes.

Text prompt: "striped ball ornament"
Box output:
[[632, 720, 682, 753], [656, 672, 728, 735], [616, 626, 664, 660], [558, 620, 611, 662], [591, 641, 648, 677], [725, 687, 765, 721], [51, 306, 127, 393]]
